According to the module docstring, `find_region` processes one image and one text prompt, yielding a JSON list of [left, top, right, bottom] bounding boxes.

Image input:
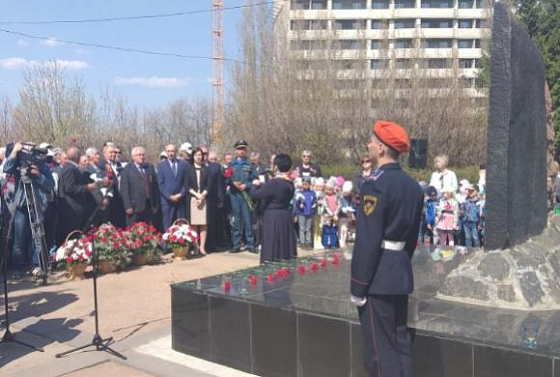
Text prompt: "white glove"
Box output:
[[350, 295, 367, 307]]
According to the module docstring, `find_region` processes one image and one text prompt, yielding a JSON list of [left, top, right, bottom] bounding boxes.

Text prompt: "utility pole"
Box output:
[[211, 0, 225, 145]]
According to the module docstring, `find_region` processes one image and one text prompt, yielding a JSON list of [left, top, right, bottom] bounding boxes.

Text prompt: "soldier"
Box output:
[[350, 121, 423, 377], [228, 140, 257, 253]]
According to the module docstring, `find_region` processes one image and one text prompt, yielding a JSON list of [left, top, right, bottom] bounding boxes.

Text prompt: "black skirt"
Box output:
[[260, 208, 297, 264]]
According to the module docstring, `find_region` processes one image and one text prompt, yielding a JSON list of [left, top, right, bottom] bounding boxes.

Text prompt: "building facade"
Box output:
[[274, 0, 491, 97]]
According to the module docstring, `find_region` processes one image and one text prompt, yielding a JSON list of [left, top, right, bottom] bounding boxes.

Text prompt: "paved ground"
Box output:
[[0, 250, 286, 376]]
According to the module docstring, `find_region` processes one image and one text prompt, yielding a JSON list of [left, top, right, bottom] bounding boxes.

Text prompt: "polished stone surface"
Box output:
[[173, 247, 560, 358]]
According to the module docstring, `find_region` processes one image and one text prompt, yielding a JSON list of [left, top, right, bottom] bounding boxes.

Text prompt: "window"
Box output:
[[427, 59, 450, 68], [459, 0, 473, 8], [291, 0, 309, 10], [333, 0, 367, 9], [395, 59, 412, 68], [474, 39, 481, 48], [421, 0, 453, 8], [474, 59, 482, 68], [394, 0, 416, 8], [336, 60, 361, 70], [459, 59, 473, 68], [459, 19, 474, 28], [371, 60, 387, 69], [334, 40, 364, 49], [335, 19, 365, 30], [371, 20, 388, 29], [371, 0, 390, 9], [461, 78, 474, 88], [296, 60, 310, 69], [371, 40, 382, 49], [458, 39, 473, 48], [395, 39, 414, 49], [424, 39, 453, 48], [421, 19, 453, 28], [394, 19, 416, 29], [311, 0, 328, 9], [290, 40, 326, 50]]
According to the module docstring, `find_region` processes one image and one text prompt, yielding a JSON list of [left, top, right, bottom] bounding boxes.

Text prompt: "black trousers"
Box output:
[[358, 294, 412, 377]]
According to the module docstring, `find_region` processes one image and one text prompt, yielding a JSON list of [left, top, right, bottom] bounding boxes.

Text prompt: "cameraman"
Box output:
[[3, 142, 55, 277]]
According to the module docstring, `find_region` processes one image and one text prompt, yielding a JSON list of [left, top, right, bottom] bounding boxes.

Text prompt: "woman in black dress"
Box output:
[[251, 154, 297, 263]]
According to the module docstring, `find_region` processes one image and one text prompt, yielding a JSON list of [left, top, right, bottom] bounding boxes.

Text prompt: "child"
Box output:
[[436, 185, 459, 246], [462, 184, 482, 247], [321, 181, 341, 248], [295, 177, 317, 248], [338, 181, 355, 248], [313, 178, 325, 249], [420, 186, 438, 245]]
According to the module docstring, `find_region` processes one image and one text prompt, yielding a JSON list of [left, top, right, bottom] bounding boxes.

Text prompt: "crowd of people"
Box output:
[[0, 135, 490, 277]]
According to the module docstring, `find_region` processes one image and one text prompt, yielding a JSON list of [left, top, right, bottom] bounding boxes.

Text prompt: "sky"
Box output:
[[0, 0, 255, 108]]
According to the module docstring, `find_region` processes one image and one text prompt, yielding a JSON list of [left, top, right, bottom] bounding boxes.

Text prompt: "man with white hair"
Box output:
[[85, 147, 110, 224], [120, 146, 159, 225], [294, 150, 322, 179]]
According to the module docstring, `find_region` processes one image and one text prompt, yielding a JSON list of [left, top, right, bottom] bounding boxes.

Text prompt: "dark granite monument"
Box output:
[[172, 249, 560, 377], [485, 1, 547, 251]]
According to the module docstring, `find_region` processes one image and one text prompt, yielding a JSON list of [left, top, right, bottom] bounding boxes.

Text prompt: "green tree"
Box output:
[[517, 0, 560, 148]]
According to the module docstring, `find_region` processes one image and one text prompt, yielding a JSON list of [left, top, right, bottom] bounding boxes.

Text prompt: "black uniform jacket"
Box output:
[[350, 162, 424, 297]]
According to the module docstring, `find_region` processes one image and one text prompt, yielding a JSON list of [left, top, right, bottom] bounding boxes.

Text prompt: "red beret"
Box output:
[[373, 120, 410, 154]]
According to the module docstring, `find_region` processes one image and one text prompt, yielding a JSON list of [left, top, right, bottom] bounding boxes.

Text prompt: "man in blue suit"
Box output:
[[157, 144, 187, 230]]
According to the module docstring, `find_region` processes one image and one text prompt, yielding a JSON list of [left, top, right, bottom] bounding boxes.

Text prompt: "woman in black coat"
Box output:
[[185, 147, 211, 255], [251, 154, 297, 263]]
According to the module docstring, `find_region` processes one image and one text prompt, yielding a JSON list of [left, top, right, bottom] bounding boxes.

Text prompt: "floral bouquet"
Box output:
[[126, 222, 162, 264], [55, 233, 92, 279], [163, 221, 199, 259], [94, 223, 134, 270]]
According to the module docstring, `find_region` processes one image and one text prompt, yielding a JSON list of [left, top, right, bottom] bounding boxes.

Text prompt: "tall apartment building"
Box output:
[[273, 0, 491, 97]]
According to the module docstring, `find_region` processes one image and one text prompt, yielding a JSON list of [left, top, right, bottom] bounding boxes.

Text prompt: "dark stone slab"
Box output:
[[171, 288, 210, 359], [208, 296, 252, 373], [478, 254, 510, 281], [413, 334, 473, 377], [439, 276, 489, 300], [251, 304, 297, 377], [474, 345, 552, 377], [298, 312, 351, 377], [485, 1, 547, 250], [520, 271, 545, 308]]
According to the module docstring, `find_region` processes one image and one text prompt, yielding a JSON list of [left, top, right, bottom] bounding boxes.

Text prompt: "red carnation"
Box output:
[[267, 274, 275, 284], [249, 275, 257, 287], [135, 240, 142, 247], [297, 265, 306, 275], [332, 256, 340, 265], [78, 254, 84, 261], [321, 260, 327, 269], [223, 281, 231, 291], [171, 235, 177, 242], [224, 168, 233, 179], [113, 242, 119, 248], [66, 257, 73, 263], [311, 262, 318, 272], [178, 238, 185, 245], [102, 236, 107, 243]]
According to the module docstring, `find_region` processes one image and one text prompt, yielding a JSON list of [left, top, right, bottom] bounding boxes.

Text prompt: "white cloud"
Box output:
[[114, 76, 191, 88], [40, 37, 60, 47], [17, 39, 29, 47], [0, 57, 89, 71]]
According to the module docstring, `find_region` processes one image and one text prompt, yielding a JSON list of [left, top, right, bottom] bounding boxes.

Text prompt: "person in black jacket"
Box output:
[[251, 154, 297, 263], [350, 121, 423, 377], [185, 147, 211, 255], [57, 146, 96, 244], [204, 151, 225, 253], [120, 146, 159, 226]]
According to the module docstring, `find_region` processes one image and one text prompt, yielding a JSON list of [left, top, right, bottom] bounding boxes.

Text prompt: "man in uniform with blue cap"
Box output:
[[351, 120, 424, 377], [228, 139, 257, 253]]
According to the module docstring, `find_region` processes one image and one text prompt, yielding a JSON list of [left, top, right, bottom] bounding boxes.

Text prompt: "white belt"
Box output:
[[381, 240, 406, 251]]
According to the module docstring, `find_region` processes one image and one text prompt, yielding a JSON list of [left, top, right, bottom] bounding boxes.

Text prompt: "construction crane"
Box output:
[[211, 0, 225, 145]]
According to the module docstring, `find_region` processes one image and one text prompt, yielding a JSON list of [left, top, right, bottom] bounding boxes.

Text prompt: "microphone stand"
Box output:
[[0, 182, 44, 351], [55, 173, 126, 360]]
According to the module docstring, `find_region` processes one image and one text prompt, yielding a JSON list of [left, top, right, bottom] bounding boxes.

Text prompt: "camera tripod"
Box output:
[[0, 183, 44, 352], [21, 167, 51, 286]]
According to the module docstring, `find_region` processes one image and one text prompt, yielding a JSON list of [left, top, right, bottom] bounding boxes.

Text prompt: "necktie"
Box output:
[[172, 161, 177, 177]]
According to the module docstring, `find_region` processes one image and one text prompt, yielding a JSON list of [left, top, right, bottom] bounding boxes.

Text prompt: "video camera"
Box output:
[[6, 142, 51, 167]]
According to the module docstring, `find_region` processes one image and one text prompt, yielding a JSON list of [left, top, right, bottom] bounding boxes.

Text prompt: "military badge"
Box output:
[[363, 194, 377, 216]]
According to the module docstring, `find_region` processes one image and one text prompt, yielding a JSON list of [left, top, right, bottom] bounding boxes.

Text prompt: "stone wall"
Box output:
[[485, 2, 547, 250]]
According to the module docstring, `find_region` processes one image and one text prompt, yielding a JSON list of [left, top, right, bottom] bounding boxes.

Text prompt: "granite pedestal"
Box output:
[[172, 247, 560, 377]]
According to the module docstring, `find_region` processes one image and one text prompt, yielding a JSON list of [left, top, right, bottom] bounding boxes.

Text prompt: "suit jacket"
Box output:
[[185, 164, 211, 195], [58, 161, 94, 216], [157, 158, 187, 206], [350, 163, 424, 297], [205, 162, 224, 203], [120, 162, 159, 213]]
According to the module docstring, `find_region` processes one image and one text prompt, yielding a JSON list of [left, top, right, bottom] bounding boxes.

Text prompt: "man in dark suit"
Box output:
[[101, 144, 126, 227], [204, 151, 225, 252], [57, 146, 96, 244], [351, 121, 423, 377], [120, 146, 159, 226], [157, 144, 187, 230]]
